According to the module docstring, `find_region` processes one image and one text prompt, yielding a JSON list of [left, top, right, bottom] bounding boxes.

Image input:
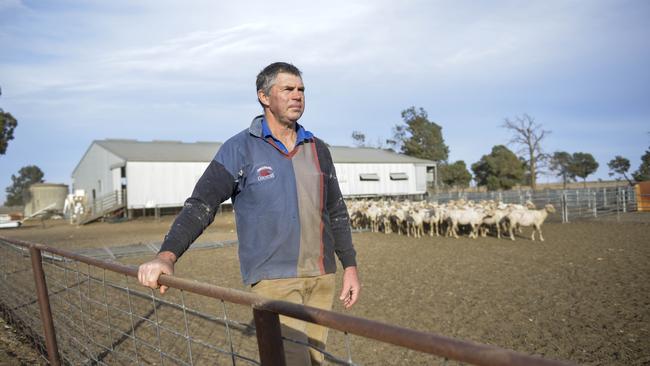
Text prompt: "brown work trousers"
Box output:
[[251, 274, 335, 366]]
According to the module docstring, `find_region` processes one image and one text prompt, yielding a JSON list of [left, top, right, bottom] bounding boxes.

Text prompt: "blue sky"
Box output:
[[1, 0, 649, 202]]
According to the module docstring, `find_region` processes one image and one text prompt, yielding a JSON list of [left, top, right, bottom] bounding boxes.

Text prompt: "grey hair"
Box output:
[[256, 62, 302, 98]]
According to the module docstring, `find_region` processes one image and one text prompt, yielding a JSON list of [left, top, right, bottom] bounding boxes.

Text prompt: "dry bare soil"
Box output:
[[0, 316, 45, 365], [2, 212, 649, 365]]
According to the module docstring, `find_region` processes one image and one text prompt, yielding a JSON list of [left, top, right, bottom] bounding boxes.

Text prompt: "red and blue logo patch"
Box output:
[[256, 166, 275, 181]]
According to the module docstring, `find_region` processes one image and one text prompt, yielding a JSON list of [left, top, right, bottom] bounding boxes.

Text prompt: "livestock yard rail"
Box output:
[[0, 237, 575, 366], [429, 186, 637, 223]]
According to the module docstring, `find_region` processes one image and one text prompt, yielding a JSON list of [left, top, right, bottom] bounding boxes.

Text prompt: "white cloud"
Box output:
[[2, 1, 584, 96], [0, 0, 648, 190], [104, 24, 268, 73]]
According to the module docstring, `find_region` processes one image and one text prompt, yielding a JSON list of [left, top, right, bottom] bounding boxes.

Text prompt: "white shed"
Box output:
[[72, 139, 435, 216], [329, 146, 436, 197]]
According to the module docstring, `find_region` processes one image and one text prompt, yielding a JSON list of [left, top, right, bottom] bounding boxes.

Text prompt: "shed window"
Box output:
[[390, 172, 409, 180], [359, 173, 380, 181]]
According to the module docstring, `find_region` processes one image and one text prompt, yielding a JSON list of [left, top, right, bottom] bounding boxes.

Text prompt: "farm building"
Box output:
[[72, 139, 436, 217]]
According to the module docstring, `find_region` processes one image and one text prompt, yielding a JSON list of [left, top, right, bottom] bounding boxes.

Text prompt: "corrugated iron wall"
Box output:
[[635, 181, 650, 212]]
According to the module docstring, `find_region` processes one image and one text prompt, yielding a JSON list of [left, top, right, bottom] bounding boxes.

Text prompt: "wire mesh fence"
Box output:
[[0, 241, 265, 365], [0, 242, 48, 361], [428, 186, 637, 223], [0, 237, 575, 366]]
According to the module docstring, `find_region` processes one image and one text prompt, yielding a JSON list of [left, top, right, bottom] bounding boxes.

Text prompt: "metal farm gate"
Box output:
[[0, 237, 574, 366], [429, 186, 637, 223]]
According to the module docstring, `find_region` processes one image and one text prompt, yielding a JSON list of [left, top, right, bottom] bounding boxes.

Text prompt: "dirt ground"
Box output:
[[1, 212, 649, 365], [0, 317, 46, 365]]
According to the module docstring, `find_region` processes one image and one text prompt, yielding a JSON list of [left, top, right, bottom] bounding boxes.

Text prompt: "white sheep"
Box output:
[[390, 207, 407, 235], [445, 207, 488, 239], [425, 206, 442, 237], [480, 208, 507, 239], [366, 205, 381, 232], [506, 204, 556, 241], [406, 209, 426, 238]]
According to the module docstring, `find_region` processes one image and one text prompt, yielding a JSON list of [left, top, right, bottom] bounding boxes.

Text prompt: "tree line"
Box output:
[[351, 107, 650, 191]]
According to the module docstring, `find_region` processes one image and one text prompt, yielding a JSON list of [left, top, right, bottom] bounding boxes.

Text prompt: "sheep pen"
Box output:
[[2, 210, 649, 365]]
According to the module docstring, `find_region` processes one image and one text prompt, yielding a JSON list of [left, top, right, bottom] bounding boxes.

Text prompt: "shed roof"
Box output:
[[329, 146, 435, 164], [94, 139, 435, 165], [96, 139, 222, 162]]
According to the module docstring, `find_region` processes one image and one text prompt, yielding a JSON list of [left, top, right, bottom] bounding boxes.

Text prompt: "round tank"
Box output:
[[24, 183, 69, 217]]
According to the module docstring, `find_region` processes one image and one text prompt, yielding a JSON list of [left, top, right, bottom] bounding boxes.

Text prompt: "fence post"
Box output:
[[561, 191, 569, 223], [29, 246, 61, 366], [629, 186, 638, 211], [592, 191, 597, 218], [603, 188, 607, 208], [622, 188, 627, 213], [123, 189, 129, 219], [616, 189, 621, 221], [560, 191, 566, 224], [253, 308, 286, 366]]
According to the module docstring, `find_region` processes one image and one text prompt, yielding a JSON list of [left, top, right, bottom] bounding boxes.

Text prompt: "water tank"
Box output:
[[24, 183, 69, 217]]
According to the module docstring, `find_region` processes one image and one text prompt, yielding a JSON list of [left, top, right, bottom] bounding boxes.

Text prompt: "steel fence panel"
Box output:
[[429, 186, 637, 223], [0, 242, 49, 363], [0, 237, 576, 366]]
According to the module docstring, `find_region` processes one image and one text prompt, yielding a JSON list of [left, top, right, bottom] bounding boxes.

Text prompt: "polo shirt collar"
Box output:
[[248, 115, 314, 143]]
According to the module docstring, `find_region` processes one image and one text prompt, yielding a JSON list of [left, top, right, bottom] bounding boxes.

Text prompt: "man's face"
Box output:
[[260, 72, 305, 125]]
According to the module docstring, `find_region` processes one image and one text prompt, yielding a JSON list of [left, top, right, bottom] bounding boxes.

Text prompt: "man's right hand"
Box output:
[[138, 251, 177, 294]]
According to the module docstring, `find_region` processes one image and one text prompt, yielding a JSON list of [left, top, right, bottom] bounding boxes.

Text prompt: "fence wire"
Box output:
[[0, 242, 259, 365], [0, 242, 362, 365], [0, 237, 576, 366], [0, 242, 49, 364]]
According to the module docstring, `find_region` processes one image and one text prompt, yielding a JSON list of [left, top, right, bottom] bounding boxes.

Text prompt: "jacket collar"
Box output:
[[248, 115, 265, 137], [248, 115, 314, 142]]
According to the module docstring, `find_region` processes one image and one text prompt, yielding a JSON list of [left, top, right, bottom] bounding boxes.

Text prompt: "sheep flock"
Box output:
[[346, 198, 556, 241]]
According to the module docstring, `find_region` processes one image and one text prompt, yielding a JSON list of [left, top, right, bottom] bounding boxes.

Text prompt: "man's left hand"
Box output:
[[339, 266, 361, 309]]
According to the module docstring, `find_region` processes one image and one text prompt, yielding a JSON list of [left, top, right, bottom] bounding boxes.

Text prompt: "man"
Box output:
[[138, 62, 360, 365]]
